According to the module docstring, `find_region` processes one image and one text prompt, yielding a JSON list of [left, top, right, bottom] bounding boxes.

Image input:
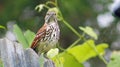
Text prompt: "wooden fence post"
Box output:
[[0, 38, 55, 67]]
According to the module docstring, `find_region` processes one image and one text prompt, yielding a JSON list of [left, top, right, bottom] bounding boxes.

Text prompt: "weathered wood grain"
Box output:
[[0, 38, 55, 67]]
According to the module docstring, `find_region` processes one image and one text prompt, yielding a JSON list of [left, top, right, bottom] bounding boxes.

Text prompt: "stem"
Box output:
[[68, 38, 81, 49], [55, 0, 58, 7], [46, 1, 56, 6], [57, 44, 65, 51], [68, 33, 85, 49], [63, 20, 82, 37], [56, 6, 83, 39], [93, 45, 108, 64], [44, 5, 50, 9]]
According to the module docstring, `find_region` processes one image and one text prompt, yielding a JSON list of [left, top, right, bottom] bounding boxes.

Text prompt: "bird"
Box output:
[[31, 10, 60, 56]]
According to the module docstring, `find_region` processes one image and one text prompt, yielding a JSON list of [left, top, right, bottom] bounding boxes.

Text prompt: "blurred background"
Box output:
[[0, 0, 120, 67]]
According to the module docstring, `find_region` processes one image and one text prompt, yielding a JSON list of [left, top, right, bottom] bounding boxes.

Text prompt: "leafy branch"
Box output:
[[53, 0, 108, 64]]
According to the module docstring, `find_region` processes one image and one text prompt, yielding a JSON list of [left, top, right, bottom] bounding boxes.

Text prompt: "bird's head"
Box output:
[[45, 11, 57, 23]]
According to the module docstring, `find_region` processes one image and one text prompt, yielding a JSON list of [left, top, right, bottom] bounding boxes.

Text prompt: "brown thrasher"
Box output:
[[31, 11, 60, 56]]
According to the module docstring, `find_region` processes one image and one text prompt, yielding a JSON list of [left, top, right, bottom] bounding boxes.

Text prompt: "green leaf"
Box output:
[[107, 51, 120, 67], [54, 52, 84, 67], [0, 25, 6, 29], [24, 30, 35, 47], [54, 40, 108, 67], [13, 24, 29, 48], [66, 40, 108, 63], [96, 43, 109, 55], [79, 26, 98, 40]]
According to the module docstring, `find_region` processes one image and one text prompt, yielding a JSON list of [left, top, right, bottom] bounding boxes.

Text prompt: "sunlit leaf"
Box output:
[[24, 30, 35, 47], [96, 43, 109, 55], [66, 40, 108, 63], [47, 48, 59, 59], [54, 52, 84, 67], [79, 26, 98, 40], [13, 24, 29, 48], [107, 51, 120, 67], [54, 40, 108, 67]]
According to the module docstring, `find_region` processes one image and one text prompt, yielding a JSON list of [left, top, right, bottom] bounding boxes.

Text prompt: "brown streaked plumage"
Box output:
[[31, 23, 47, 49], [31, 11, 60, 56]]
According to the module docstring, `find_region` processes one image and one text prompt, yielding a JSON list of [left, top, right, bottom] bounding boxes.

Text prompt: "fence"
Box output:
[[0, 38, 55, 67]]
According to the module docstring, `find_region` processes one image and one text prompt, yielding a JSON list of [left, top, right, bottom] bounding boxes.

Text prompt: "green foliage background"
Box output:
[[0, 0, 120, 67]]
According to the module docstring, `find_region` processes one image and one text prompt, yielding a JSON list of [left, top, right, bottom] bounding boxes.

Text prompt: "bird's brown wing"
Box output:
[[31, 23, 47, 49]]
